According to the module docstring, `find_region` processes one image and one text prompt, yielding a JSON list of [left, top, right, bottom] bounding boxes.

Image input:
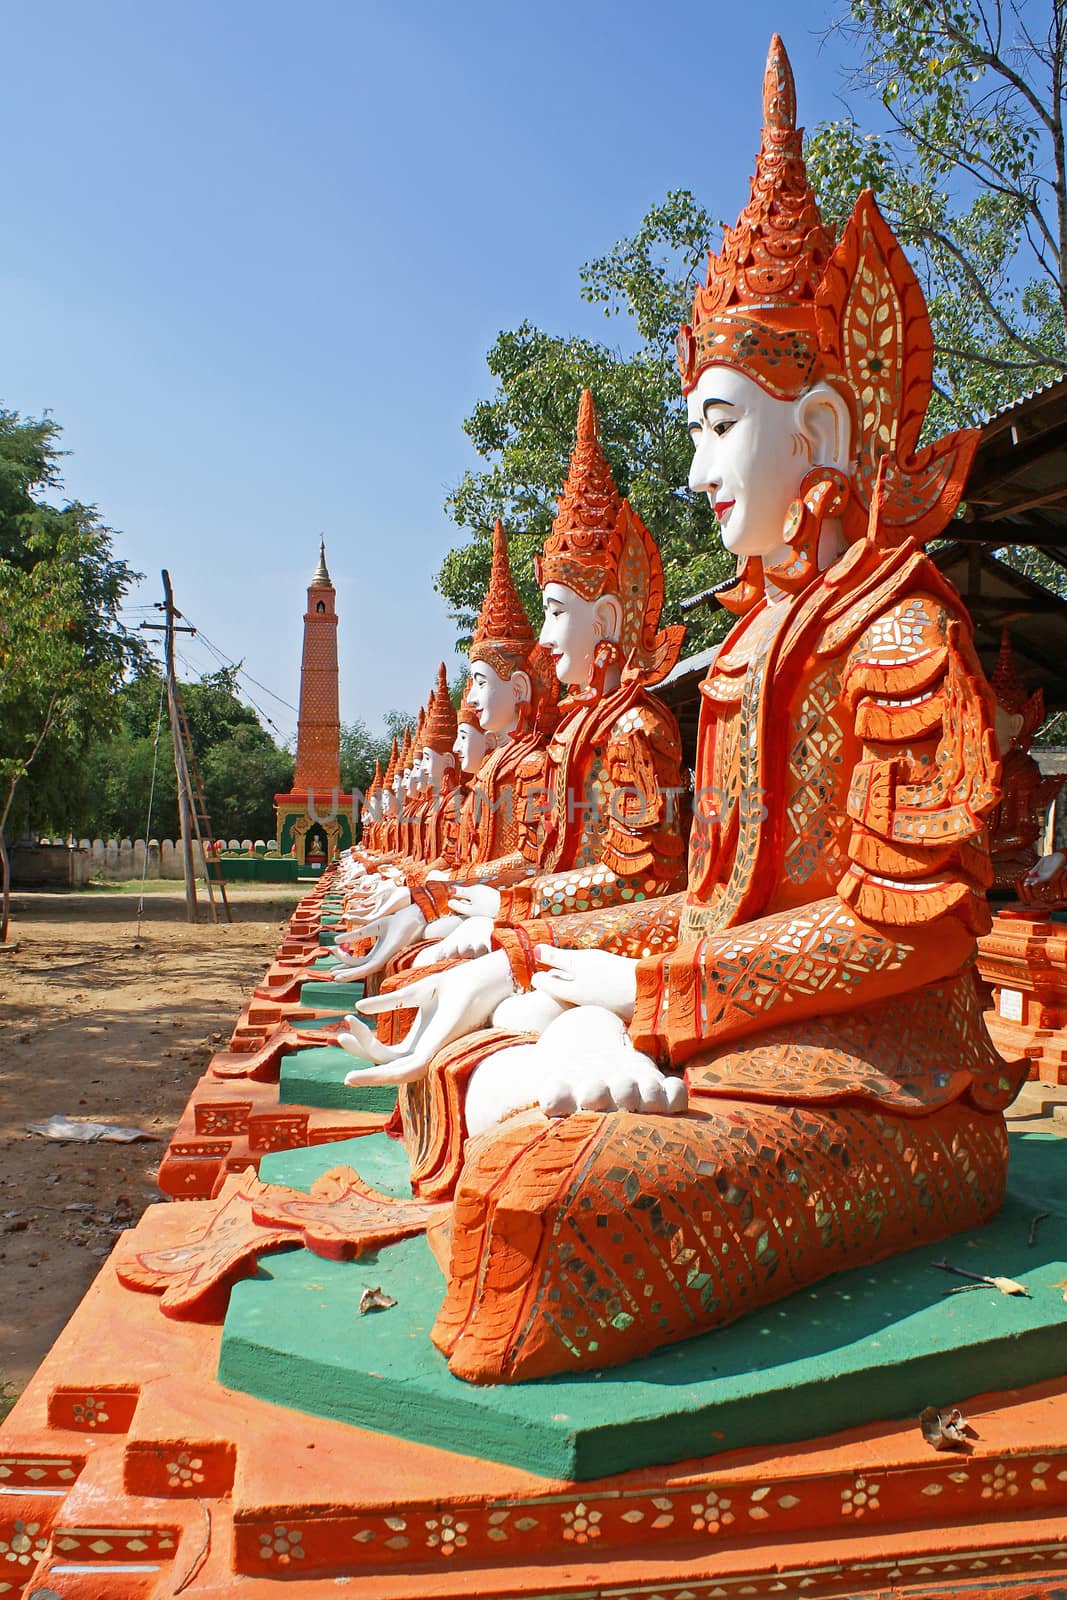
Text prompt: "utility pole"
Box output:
[[143, 570, 199, 923]]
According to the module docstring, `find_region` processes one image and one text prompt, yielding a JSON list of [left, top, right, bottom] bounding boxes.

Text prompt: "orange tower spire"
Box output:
[[274, 539, 355, 863], [292, 540, 341, 793]]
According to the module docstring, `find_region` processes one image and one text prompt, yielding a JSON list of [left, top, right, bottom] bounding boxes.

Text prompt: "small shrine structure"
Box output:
[[273, 541, 354, 866]]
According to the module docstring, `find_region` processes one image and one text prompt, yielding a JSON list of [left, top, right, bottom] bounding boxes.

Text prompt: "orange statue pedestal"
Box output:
[[3, 1202, 1067, 1598], [2, 870, 1067, 1597], [980, 907, 1067, 1085]]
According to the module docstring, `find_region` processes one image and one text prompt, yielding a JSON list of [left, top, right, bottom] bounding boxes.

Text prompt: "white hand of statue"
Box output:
[[1020, 849, 1067, 903], [337, 904, 427, 979], [343, 949, 516, 1087], [448, 884, 502, 920], [411, 914, 496, 970], [424, 869, 449, 882], [1023, 850, 1066, 887], [337, 1012, 409, 1066], [463, 1005, 687, 1134], [530, 946, 639, 1022], [422, 914, 463, 941], [346, 882, 411, 929]]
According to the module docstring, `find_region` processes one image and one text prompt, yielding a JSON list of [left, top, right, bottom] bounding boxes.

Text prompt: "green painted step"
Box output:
[[297, 980, 364, 1012], [220, 1131, 1067, 1482], [279, 1046, 396, 1114], [313, 956, 341, 972]]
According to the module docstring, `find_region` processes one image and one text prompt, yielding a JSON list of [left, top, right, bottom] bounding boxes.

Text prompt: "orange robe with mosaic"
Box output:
[[395, 40, 1025, 1387]]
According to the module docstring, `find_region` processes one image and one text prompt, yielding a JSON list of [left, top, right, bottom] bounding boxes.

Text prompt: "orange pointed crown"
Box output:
[[424, 662, 459, 753], [680, 33, 979, 564], [991, 627, 1028, 714], [534, 390, 625, 601], [535, 390, 684, 687], [383, 737, 399, 787], [469, 520, 537, 681]]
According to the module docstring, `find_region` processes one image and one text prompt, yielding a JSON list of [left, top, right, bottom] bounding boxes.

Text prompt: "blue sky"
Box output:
[[1, 1, 856, 742]]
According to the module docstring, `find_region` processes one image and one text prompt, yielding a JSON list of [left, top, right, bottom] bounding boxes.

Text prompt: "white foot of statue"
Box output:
[[464, 1004, 688, 1136]]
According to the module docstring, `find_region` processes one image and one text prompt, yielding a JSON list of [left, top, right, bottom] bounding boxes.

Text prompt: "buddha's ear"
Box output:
[[511, 670, 532, 707], [796, 383, 852, 473], [594, 594, 624, 643]]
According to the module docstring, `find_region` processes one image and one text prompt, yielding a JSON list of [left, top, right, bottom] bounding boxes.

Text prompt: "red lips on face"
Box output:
[[714, 499, 735, 519]]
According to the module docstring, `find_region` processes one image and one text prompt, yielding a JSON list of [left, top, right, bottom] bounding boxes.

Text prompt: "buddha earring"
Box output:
[[577, 638, 623, 702], [768, 467, 851, 594]]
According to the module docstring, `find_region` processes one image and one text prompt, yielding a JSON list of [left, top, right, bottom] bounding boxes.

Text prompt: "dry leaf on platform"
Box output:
[[359, 1285, 397, 1315], [931, 1257, 1030, 1297], [919, 1405, 972, 1452]]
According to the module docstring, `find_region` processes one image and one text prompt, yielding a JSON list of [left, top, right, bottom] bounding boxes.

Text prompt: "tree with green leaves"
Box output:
[[0, 409, 142, 939], [436, 194, 734, 656], [65, 666, 295, 843], [805, 0, 1067, 430]]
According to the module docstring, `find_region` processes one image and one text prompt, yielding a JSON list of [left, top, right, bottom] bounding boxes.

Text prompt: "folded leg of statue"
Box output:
[[395, 971, 1025, 1385]]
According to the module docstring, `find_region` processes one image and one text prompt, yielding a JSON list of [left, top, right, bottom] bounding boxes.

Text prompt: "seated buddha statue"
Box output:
[[334, 520, 560, 981], [340, 35, 1024, 1387], [986, 627, 1063, 894], [411, 692, 493, 879], [338, 393, 689, 987]]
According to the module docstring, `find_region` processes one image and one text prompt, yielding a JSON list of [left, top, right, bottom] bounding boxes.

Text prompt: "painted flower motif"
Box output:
[[840, 1475, 881, 1518], [258, 1524, 305, 1563], [425, 1513, 468, 1555], [0, 1520, 48, 1565], [980, 1463, 1019, 1500], [690, 1492, 735, 1534], [72, 1396, 109, 1428], [165, 1452, 205, 1489], [561, 1503, 602, 1544]]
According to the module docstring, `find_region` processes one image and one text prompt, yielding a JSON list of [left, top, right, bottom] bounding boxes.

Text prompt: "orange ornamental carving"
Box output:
[[354, 34, 1025, 1387]]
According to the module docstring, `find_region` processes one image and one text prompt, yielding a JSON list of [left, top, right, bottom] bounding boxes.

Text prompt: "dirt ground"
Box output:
[[0, 882, 303, 1399]]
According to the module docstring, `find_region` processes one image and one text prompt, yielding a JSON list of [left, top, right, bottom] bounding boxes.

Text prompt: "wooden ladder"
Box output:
[[174, 693, 233, 925]]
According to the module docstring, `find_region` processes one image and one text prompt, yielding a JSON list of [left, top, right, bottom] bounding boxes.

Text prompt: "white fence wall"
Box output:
[[36, 838, 277, 882]]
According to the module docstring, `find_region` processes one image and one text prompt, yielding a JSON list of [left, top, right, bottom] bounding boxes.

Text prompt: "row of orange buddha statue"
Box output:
[[313, 32, 1055, 1387]]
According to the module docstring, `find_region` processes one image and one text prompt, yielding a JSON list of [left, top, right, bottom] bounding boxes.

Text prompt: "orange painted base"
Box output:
[[6, 874, 1067, 1596], [156, 1071, 388, 1199], [979, 908, 1067, 1085], [3, 1203, 1067, 1598]]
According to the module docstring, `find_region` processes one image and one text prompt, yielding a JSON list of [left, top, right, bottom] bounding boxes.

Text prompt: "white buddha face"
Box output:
[[686, 365, 850, 563], [422, 745, 453, 786], [382, 785, 397, 818], [454, 722, 489, 776], [539, 582, 621, 689], [467, 661, 529, 735]]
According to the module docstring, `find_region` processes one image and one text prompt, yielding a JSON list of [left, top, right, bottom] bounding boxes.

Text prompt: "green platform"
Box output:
[[278, 1045, 396, 1114], [218, 855, 299, 883], [297, 979, 365, 1012], [219, 1132, 1067, 1481]]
